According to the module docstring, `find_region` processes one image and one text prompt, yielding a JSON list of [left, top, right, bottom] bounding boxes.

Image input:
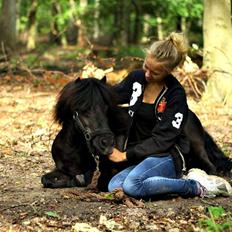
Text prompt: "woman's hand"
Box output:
[[109, 148, 127, 162]]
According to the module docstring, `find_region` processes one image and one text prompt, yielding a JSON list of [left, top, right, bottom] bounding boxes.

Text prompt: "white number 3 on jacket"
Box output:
[[172, 112, 183, 129]]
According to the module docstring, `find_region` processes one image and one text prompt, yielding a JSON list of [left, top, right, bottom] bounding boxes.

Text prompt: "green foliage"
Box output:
[[15, 0, 204, 57], [18, 1, 30, 33], [117, 46, 145, 58], [131, 0, 204, 43], [44, 211, 60, 218], [24, 54, 38, 66], [104, 193, 114, 200], [222, 145, 232, 157], [166, 0, 203, 18], [199, 206, 232, 231]]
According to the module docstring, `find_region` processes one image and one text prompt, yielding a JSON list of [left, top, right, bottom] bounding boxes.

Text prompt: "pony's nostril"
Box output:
[[100, 136, 114, 148], [93, 136, 114, 155], [101, 138, 108, 147]]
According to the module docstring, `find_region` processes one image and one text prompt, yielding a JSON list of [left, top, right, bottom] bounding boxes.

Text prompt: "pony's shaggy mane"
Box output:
[[54, 77, 128, 135]]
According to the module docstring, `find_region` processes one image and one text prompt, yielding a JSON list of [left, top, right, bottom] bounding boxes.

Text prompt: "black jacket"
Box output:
[[113, 69, 189, 177]]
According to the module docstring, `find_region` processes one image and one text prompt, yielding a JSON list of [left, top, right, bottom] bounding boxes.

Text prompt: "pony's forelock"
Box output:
[[54, 78, 117, 124]]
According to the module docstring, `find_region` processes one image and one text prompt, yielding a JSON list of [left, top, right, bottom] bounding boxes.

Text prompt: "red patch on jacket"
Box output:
[[157, 98, 167, 113]]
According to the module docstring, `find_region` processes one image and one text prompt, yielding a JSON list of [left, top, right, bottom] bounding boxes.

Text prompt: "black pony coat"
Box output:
[[41, 77, 129, 189]]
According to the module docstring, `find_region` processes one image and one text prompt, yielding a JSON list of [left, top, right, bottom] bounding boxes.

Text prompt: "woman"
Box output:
[[108, 32, 228, 199]]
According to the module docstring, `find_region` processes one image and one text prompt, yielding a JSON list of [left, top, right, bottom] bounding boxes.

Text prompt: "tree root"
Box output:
[[111, 188, 145, 208]]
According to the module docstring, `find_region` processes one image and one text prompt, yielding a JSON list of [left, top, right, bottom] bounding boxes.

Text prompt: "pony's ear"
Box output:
[[75, 77, 81, 83], [101, 76, 107, 84]]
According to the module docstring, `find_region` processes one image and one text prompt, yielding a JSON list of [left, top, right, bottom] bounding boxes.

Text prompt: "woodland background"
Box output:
[[0, 0, 232, 104], [0, 0, 232, 231]]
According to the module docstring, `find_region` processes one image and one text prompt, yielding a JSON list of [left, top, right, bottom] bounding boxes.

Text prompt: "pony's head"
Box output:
[[54, 77, 126, 156]]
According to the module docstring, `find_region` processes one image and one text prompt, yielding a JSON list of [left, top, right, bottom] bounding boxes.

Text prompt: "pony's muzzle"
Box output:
[[93, 133, 114, 155]]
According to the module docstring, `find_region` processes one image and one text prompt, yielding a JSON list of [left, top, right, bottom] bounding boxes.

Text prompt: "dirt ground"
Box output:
[[0, 79, 232, 232]]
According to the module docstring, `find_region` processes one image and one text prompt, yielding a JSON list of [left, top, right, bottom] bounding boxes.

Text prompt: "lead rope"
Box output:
[[86, 154, 101, 191], [73, 111, 100, 190]]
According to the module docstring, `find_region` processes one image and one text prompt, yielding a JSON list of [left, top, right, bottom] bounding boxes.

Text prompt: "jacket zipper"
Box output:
[[123, 83, 145, 151], [175, 145, 186, 172], [123, 85, 168, 152], [123, 137, 128, 151]]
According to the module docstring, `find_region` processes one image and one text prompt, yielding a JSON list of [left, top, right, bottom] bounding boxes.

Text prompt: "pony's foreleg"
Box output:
[[41, 169, 84, 188], [41, 168, 95, 188]]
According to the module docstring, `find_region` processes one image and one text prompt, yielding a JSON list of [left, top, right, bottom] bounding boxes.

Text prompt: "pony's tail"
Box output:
[[204, 131, 232, 176]]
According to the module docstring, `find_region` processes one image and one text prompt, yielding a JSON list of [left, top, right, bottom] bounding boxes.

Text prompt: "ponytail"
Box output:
[[146, 32, 188, 71]]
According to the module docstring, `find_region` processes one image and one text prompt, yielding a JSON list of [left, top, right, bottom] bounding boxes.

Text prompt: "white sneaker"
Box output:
[[186, 168, 232, 198]]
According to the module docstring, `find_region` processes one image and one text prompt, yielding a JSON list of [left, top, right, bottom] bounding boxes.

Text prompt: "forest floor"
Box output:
[[0, 70, 232, 232]]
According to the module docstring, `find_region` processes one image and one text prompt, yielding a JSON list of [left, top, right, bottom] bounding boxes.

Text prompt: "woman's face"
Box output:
[[143, 55, 168, 83]]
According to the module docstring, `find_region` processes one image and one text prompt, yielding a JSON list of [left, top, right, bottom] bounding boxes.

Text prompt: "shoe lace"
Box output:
[[198, 185, 216, 198]]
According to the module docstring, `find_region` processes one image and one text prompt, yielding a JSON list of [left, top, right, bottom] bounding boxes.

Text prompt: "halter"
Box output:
[[73, 111, 93, 143], [73, 111, 113, 170]]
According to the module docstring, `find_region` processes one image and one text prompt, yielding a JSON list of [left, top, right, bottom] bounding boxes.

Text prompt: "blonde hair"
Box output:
[[146, 32, 188, 71]]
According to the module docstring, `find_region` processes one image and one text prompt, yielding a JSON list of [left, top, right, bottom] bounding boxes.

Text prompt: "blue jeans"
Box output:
[[108, 155, 199, 198]]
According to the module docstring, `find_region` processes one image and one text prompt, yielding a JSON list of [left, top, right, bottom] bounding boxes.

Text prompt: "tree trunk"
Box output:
[[125, 3, 131, 44], [142, 14, 150, 42], [203, 0, 232, 105], [177, 16, 190, 46], [93, 0, 100, 40], [132, 0, 142, 44], [117, 0, 127, 46], [50, 2, 62, 45], [113, 0, 130, 46], [16, 0, 21, 38], [77, 0, 88, 47], [0, 0, 17, 55], [156, 15, 163, 40], [181, 17, 187, 34], [27, 0, 37, 50], [66, 0, 78, 45]]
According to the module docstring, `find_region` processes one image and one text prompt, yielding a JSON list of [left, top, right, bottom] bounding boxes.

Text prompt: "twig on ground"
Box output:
[[200, 198, 220, 206]]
